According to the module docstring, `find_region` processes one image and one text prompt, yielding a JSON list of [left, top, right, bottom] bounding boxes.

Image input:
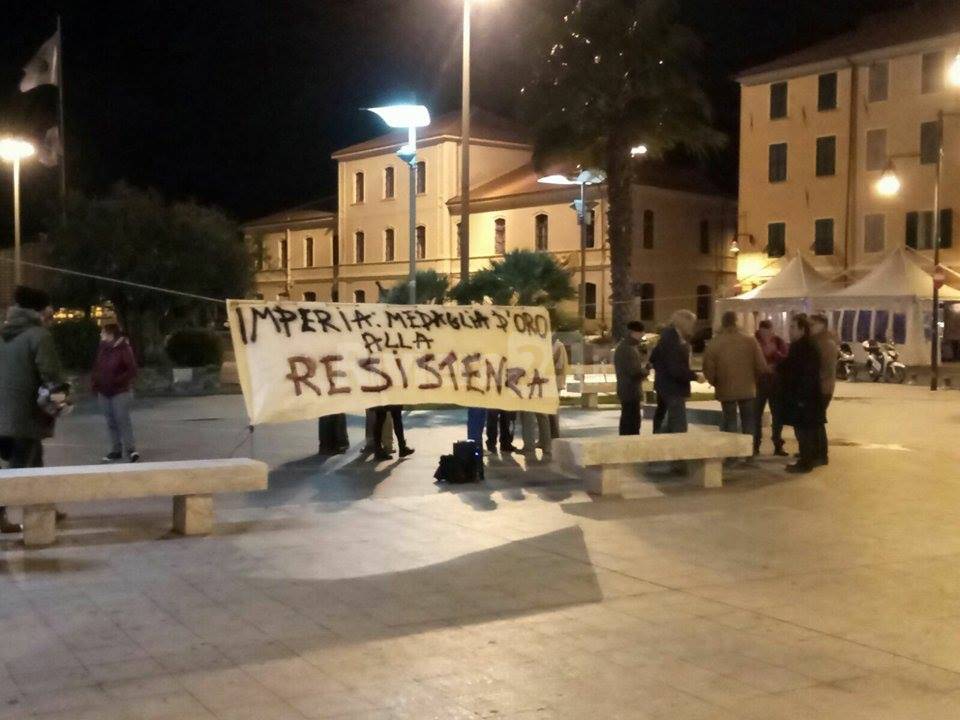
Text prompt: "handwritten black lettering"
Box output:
[[491, 310, 509, 332], [352, 309, 375, 329], [250, 306, 280, 343], [286, 356, 323, 397], [485, 357, 506, 394], [359, 356, 392, 392], [319, 355, 350, 395], [416, 354, 442, 390], [437, 351, 459, 391], [361, 332, 384, 353], [385, 310, 408, 329], [274, 306, 299, 337], [505, 367, 526, 398], [526, 368, 549, 399], [298, 308, 317, 333], [235, 306, 248, 344], [393, 353, 410, 389], [461, 353, 483, 394], [313, 309, 340, 333], [413, 332, 434, 350]]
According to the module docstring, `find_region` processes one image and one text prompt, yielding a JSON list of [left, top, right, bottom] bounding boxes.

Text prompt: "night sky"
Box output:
[[2, 0, 910, 241]]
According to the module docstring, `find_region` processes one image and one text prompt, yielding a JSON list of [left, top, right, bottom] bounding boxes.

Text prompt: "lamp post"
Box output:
[[368, 105, 431, 304], [0, 137, 37, 287]]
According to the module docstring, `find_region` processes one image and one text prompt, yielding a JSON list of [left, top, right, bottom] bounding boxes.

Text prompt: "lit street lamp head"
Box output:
[[367, 105, 431, 130], [537, 168, 606, 186], [0, 137, 36, 163], [875, 162, 902, 197], [949, 52, 960, 88], [630, 144, 648, 157]]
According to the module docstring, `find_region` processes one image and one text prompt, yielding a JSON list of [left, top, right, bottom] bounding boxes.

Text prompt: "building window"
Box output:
[[303, 291, 317, 302], [584, 282, 597, 320], [384, 167, 395, 199], [384, 228, 395, 262], [416, 161, 426, 194], [864, 214, 885, 253], [255, 237, 264, 270], [495, 218, 506, 254], [354, 289, 366, 303], [331, 288, 339, 302], [304, 237, 314, 267], [696, 285, 712, 321], [768, 143, 787, 183], [639, 283, 655, 321], [908, 209, 954, 249], [586, 209, 596, 248], [699, 219, 710, 254], [355, 231, 365, 263], [814, 218, 834, 255], [942, 208, 954, 248], [767, 222, 786, 257], [416, 225, 426, 259], [279, 238, 288, 269], [332, 235, 339, 267], [816, 136, 837, 177], [921, 121, 940, 164], [354, 172, 365, 203], [818, 72, 838, 111], [455, 222, 461, 257], [642, 210, 654, 248], [535, 214, 549, 251], [866, 129, 887, 171], [922, 51, 944, 94], [869, 61, 888, 102], [769, 81, 788, 119]]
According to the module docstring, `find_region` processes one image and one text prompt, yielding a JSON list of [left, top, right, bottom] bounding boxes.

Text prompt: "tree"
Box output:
[[47, 183, 252, 360], [521, 0, 723, 338], [451, 249, 575, 311], [382, 269, 450, 305]]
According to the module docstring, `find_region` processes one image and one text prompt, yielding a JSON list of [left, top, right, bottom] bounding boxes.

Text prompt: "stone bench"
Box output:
[[0, 458, 268, 547], [565, 380, 619, 408], [552, 432, 753, 496]]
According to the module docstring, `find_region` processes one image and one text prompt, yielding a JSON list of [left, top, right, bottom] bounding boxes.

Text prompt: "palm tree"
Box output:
[[451, 249, 575, 310], [382, 269, 450, 305], [521, 0, 723, 338]]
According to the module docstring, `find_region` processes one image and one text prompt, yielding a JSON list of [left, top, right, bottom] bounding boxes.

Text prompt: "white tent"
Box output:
[[816, 248, 960, 365], [715, 254, 841, 335]]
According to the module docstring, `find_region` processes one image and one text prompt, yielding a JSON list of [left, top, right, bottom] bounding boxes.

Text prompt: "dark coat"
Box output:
[[614, 337, 646, 402], [778, 335, 825, 428], [91, 338, 138, 397], [650, 326, 696, 400], [0, 307, 63, 439]]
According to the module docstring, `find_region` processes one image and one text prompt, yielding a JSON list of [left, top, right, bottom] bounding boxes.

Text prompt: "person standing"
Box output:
[[0, 287, 64, 533], [754, 320, 789, 456], [485, 410, 517, 453], [372, 405, 414, 461], [91, 323, 139, 462], [650, 310, 700, 435], [614, 321, 647, 435], [549, 335, 569, 439], [809, 313, 838, 466], [778, 314, 825, 473], [702, 311, 768, 455]]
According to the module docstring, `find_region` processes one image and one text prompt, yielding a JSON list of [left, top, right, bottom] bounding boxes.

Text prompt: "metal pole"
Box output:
[[408, 126, 417, 305], [13, 158, 21, 287], [459, 0, 471, 283], [931, 110, 944, 391], [579, 181, 587, 399], [56, 14, 67, 225]]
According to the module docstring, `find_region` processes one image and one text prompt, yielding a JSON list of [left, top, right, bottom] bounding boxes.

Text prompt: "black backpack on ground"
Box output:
[[434, 440, 484, 484]]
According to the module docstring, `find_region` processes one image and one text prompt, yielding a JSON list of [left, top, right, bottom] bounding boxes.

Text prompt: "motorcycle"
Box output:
[[836, 342, 856, 381], [862, 340, 906, 383]]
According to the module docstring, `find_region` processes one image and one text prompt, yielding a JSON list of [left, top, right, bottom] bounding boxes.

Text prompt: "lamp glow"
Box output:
[[630, 144, 648, 157], [537, 169, 606, 186], [730, 238, 741, 255], [875, 167, 902, 197], [949, 52, 960, 88], [0, 137, 36, 163], [367, 105, 431, 129]]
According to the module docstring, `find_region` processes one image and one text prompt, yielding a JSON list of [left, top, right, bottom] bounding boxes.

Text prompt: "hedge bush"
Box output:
[[50, 319, 101, 371], [165, 328, 223, 368]]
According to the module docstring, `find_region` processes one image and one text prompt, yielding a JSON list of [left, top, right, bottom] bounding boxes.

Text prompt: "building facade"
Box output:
[[736, 5, 960, 289], [244, 111, 736, 330]]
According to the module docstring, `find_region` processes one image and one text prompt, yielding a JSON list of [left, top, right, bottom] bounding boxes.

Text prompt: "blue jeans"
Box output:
[[99, 392, 136, 455]]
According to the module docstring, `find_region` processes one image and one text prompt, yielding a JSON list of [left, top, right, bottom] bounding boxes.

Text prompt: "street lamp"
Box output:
[[875, 161, 902, 197], [368, 104, 431, 304], [0, 137, 37, 287]]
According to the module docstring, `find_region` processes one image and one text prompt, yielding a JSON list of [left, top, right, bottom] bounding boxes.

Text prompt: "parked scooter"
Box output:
[[862, 340, 906, 383], [837, 342, 856, 381]]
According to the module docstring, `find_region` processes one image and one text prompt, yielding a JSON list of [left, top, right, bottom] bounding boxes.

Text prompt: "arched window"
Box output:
[[304, 236, 314, 267], [535, 214, 549, 251], [584, 282, 597, 320], [354, 172, 365, 203], [642, 210, 654, 249], [696, 285, 712, 320], [416, 225, 426, 260], [303, 291, 317, 302], [639, 283, 655, 321], [355, 231, 365, 263], [332, 235, 340, 266], [585, 210, 596, 248], [354, 289, 366, 303], [495, 218, 506, 254], [384, 228, 395, 262], [278, 238, 289, 269], [384, 167, 395, 199], [416, 161, 426, 194]]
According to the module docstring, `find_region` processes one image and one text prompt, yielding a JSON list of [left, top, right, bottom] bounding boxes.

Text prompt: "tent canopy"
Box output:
[[823, 247, 960, 303], [732, 254, 838, 300]]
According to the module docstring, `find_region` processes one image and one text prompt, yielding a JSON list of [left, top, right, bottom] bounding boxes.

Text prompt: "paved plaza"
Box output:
[[2, 384, 960, 718]]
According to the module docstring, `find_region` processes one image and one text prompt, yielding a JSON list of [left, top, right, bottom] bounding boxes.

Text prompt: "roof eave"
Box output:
[[332, 136, 531, 161]]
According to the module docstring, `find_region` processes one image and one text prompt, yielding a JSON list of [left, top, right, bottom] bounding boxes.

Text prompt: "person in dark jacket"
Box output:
[[650, 310, 701, 435], [754, 320, 789, 456], [91, 323, 139, 462], [0, 286, 63, 533], [614, 321, 647, 435], [372, 405, 414, 461], [778, 314, 825, 473]]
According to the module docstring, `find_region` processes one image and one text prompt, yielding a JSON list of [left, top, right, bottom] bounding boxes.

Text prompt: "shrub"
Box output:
[[50, 319, 101, 371], [165, 328, 223, 368]]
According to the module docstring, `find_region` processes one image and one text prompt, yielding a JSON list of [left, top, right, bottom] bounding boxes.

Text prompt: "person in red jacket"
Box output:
[[91, 323, 139, 462]]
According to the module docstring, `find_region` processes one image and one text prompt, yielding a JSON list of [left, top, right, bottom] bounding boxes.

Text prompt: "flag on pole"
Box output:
[[20, 30, 60, 92], [37, 127, 62, 168]]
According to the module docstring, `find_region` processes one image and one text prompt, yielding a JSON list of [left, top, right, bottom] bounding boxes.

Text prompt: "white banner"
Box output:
[[228, 300, 559, 425]]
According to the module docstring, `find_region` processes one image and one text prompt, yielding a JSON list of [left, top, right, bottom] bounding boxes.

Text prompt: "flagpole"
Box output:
[[56, 14, 67, 225]]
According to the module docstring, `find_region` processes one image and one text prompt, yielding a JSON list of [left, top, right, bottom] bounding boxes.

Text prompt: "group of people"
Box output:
[[0, 285, 141, 534], [613, 305, 838, 474]]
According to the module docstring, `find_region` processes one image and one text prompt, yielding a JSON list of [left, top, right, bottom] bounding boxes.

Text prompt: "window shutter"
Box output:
[[940, 208, 953, 249], [906, 212, 919, 249]]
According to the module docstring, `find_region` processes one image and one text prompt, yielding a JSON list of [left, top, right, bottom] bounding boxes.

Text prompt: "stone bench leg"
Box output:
[[581, 393, 599, 409], [173, 495, 213, 536], [690, 459, 723, 488], [23, 504, 57, 547], [584, 464, 632, 496]]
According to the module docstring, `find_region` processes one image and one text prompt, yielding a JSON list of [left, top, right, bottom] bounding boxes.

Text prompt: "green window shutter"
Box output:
[[940, 208, 953, 249], [906, 212, 919, 249]]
